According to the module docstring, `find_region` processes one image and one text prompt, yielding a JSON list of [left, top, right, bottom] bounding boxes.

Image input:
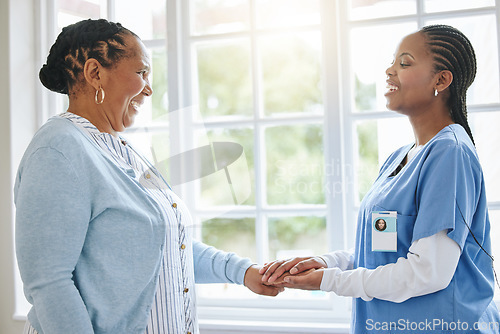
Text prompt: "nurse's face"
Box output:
[[385, 32, 437, 115]]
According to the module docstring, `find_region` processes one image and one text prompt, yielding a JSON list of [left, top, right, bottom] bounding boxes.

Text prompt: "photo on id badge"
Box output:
[[372, 211, 397, 252]]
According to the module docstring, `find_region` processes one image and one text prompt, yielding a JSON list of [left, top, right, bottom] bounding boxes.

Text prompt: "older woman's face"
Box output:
[[100, 34, 152, 132]]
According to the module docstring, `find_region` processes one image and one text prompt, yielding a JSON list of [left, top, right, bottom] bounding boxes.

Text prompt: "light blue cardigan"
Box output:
[[15, 116, 253, 333]]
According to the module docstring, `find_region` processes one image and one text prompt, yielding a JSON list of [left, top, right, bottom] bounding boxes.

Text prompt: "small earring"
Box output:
[[95, 86, 105, 104], [434, 89, 438, 97]]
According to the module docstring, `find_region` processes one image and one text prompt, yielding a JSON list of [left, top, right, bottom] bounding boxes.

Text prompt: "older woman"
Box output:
[[15, 19, 280, 334]]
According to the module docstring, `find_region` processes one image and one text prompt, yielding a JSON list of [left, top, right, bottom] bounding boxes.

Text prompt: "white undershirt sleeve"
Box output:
[[319, 230, 461, 303], [319, 249, 355, 271]]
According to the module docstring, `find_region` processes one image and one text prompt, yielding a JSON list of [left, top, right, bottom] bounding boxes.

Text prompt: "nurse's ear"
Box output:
[[434, 70, 453, 96]]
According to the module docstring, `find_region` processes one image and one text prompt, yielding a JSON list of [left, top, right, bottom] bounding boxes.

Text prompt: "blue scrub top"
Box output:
[[352, 124, 500, 333]]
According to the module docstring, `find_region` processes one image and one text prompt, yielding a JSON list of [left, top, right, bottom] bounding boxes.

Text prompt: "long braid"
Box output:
[[420, 25, 477, 145]]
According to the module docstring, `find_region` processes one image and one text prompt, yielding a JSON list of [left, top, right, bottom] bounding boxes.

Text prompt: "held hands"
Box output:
[[244, 265, 284, 296], [258, 256, 327, 290]]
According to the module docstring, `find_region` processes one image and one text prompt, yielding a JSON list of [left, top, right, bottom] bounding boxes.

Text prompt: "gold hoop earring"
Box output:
[[95, 86, 105, 105]]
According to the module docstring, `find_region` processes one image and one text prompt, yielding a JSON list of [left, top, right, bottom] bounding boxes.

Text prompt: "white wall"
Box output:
[[0, 0, 39, 333]]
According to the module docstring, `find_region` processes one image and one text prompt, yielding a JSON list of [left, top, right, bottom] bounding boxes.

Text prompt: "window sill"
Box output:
[[13, 314, 27, 322], [199, 319, 350, 334], [14, 313, 350, 334]]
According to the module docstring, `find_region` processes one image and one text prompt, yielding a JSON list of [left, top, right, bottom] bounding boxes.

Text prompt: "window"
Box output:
[[173, 0, 340, 322], [26, 0, 500, 328]]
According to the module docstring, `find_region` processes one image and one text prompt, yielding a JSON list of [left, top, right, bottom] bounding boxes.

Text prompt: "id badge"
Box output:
[[372, 211, 397, 252]]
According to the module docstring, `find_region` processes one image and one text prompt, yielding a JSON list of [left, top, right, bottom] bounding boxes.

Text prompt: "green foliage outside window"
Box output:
[[268, 216, 327, 260], [202, 218, 256, 260], [197, 43, 253, 118]]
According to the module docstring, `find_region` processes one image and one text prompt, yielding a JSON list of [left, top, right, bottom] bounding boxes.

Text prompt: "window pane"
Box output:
[[425, 15, 500, 105], [489, 211, 500, 299], [268, 216, 327, 260], [469, 111, 500, 202], [115, 0, 166, 40], [267, 216, 328, 301], [354, 118, 413, 203], [268, 217, 328, 300], [191, 0, 250, 35], [349, 0, 416, 21], [266, 124, 324, 205], [350, 23, 417, 112], [260, 33, 323, 116], [151, 48, 169, 122], [197, 217, 256, 300], [197, 127, 255, 206], [57, 0, 106, 29], [202, 217, 256, 259], [196, 41, 253, 120], [424, 0, 495, 13], [255, 0, 321, 29]]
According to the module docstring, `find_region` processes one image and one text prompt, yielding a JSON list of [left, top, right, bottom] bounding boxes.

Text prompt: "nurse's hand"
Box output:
[[259, 256, 327, 284], [244, 265, 284, 296], [282, 268, 324, 290]]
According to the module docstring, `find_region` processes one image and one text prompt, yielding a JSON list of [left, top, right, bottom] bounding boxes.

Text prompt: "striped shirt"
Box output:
[[24, 112, 197, 334]]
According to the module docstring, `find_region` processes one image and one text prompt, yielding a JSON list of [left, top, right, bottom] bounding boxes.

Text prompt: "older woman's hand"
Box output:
[[244, 265, 284, 296]]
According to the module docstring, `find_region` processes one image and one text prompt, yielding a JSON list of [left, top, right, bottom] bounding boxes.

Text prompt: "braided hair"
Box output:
[[39, 19, 137, 95], [420, 24, 476, 145]]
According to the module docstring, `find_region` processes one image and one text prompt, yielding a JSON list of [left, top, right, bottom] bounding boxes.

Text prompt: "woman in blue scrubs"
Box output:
[[260, 25, 500, 333]]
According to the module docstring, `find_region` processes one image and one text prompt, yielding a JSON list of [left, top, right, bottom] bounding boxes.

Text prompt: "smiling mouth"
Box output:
[[386, 83, 399, 94], [130, 101, 141, 110]]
